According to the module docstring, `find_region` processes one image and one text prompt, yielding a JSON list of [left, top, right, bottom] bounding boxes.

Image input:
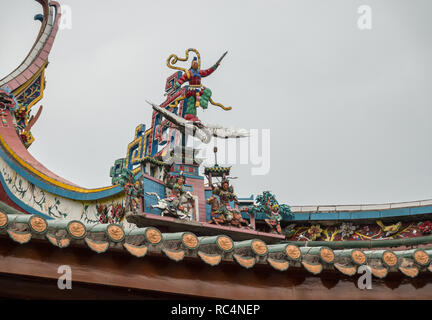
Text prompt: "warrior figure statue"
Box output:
[[124, 179, 143, 213], [147, 49, 248, 144], [264, 204, 283, 234], [173, 56, 220, 122], [146, 173, 195, 220], [166, 173, 186, 201], [245, 191, 292, 234], [116, 168, 143, 214], [211, 178, 250, 228]]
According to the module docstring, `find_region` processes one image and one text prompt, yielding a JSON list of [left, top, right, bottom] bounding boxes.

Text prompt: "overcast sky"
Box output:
[[1, 0, 431, 206]]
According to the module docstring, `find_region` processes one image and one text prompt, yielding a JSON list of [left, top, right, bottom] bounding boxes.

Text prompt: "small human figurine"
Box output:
[[164, 173, 195, 217], [264, 204, 283, 234], [212, 178, 238, 217], [124, 180, 143, 213], [212, 179, 250, 228], [245, 191, 292, 234], [166, 173, 186, 199], [206, 196, 226, 225], [173, 54, 226, 122]]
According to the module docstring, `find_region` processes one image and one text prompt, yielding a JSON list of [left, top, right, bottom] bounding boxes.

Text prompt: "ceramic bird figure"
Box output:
[[376, 220, 402, 237]]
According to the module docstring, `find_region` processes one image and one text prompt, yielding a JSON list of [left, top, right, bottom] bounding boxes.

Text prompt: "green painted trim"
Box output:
[[267, 243, 288, 253]]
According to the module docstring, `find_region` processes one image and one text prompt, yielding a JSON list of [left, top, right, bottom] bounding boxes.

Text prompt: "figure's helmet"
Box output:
[[191, 56, 198, 69]]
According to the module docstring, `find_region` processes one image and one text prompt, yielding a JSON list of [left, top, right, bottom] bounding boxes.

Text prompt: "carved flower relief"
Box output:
[[340, 222, 357, 239], [418, 221, 432, 235], [307, 224, 323, 241]]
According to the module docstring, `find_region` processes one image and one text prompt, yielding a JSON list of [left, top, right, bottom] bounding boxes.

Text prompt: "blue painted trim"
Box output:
[[34, 14, 44, 22], [205, 189, 213, 221], [0, 168, 53, 219], [282, 206, 432, 222], [238, 195, 254, 201], [0, 146, 123, 200]]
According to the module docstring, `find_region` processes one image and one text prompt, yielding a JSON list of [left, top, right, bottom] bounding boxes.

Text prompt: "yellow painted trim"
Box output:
[[125, 127, 151, 169], [0, 134, 118, 193], [167, 95, 186, 109]]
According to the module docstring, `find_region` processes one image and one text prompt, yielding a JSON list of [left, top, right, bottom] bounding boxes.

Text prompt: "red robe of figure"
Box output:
[[174, 57, 219, 122]]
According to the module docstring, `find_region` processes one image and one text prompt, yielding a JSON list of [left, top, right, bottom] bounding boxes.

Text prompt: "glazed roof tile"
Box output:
[[1, 201, 431, 279]]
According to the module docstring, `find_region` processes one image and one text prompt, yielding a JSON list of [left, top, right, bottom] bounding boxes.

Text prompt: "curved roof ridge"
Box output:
[[0, 0, 59, 90]]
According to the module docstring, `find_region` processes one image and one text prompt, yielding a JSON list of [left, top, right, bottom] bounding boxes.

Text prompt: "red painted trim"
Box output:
[[0, 176, 27, 214], [141, 212, 285, 240]]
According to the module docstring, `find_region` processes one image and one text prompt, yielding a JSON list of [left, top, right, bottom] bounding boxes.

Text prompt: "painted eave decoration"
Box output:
[[1, 206, 432, 279]]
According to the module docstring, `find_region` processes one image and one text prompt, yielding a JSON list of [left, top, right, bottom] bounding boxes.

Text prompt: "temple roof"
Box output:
[[0, 0, 60, 91], [0, 201, 430, 280]]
